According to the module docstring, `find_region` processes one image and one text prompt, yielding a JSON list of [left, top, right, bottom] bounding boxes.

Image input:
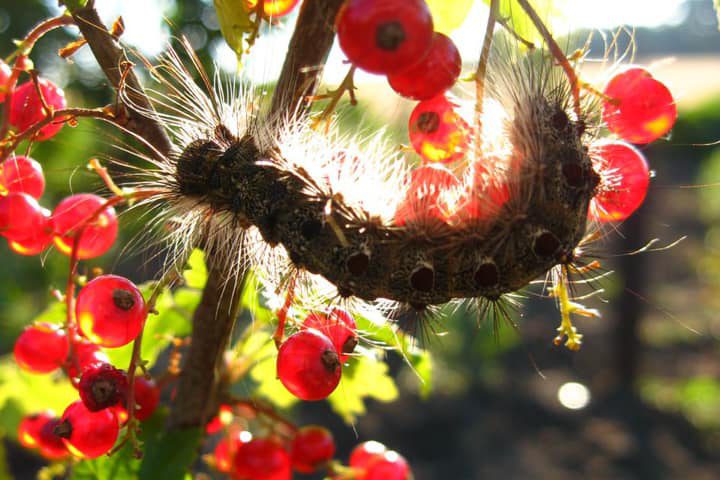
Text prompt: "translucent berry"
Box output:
[[388, 32, 461, 100], [76, 274, 146, 348], [277, 329, 342, 401], [65, 338, 110, 380], [131, 376, 160, 421], [302, 308, 358, 362], [0, 192, 50, 242], [8, 207, 53, 256], [246, 0, 300, 16], [602, 67, 677, 144], [78, 362, 128, 411], [409, 95, 470, 164], [0, 60, 11, 103], [18, 411, 55, 449], [0, 155, 45, 198], [37, 418, 70, 460], [453, 161, 511, 223], [233, 438, 291, 480], [55, 400, 119, 459], [51, 193, 118, 259], [350, 441, 387, 472], [9, 78, 67, 141], [589, 141, 649, 222], [13, 323, 68, 374], [214, 430, 252, 473], [290, 425, 336, 474], [336, 0, 434, 74], [365, 451, 411, 480], [394, 164, 461, 226]]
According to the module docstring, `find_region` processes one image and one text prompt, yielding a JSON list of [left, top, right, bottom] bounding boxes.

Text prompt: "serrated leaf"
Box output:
[[183, 249, 207, 289], [482, 0, 569, 48], [328, 355, 398, 424], [139, 425, 203, 480], [426, 0, 474, 34], [214, 0, 254, 63]]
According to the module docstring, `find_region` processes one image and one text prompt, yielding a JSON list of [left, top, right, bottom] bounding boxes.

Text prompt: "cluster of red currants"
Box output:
[[276, 308, 358, 401], [14, 275, 160, 460]]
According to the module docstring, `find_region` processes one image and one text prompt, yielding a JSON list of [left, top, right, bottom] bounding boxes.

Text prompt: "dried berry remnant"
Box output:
[[78, 363, 129, 411]]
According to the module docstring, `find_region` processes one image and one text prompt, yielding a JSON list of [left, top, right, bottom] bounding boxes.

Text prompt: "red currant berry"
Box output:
[[453, 161, 510, 223], [18, 411, 54, 448], [76, 274, 146, 348], [409, 95, 470, 164], [336, 0, 434, 74], [0, 155, 45, 199], [65, 338, 110, 381], [0, 192, 50, 242], [214, 430, 252, 473], [78, 362, 128, 411], [394, 164, 461, 226], [0, 60, 11, 103], [290, 425, 336, 474], [349, 441, 387, 472], [388, 32, 462, 100], [303, 308, 358, 362], [277, 329, 342, 401], [206, 404, 234, 434], [365, 451, 411, 480], [9, 78, 67, 141], [51, 193, 119, 259], [602, 67, 677, 144], [131, 376, 160, 421], [37, 417, 70, 460], [246, 0, 300, 16], [589, 141, 649, 222], [233, 438, 291, 480], [55, 400, 119, 459], [14, 322, 68, 374], [7, 205, 53, 256]]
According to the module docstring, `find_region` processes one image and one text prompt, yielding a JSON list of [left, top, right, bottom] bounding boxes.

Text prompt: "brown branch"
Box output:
[[67, 0, 172, 155]]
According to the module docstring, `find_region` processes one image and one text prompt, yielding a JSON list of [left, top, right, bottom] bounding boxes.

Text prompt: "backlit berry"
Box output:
[[55, 400, 119, 459], [303, 309, 358, 362], [0, 60, 11, 103], [13, 323, 68, 374], [290, 425, 336, 474], [0, 192, 49, 242], [394, 164, 461, 226], [65, 338, 110, 381], [409, 95, 470, 164], [206, 404, 234, 434], [246, 0, 300, 16], [453, 160, 510, 223], [365, 450, 411, 480], [388, 32, 461, 100], [0, 155, 45, 199], [131, 376, 160, 421], [76, 274, 146, 348], [277, 329, 342, 401], [349, 441, 387, 471], [602, 67, 677, 144], [233, 438, 291, 480], [51, 193, 118, 259], [78, 362, 128, 411], [9, 78, 67, 141], [18, 411, 54, 449], [336, 0, 433, 74], [589, 141, 649, 222], [37, 418, 70, 460], [214, 430, 252, 473]]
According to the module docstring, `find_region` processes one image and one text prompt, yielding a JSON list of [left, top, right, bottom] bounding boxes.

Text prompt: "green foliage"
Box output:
[[182, 250, 208, 289], [426, 0, 474, 33], [482, 0, 568, 47], [138, 424, 202, 480], [213, 0, 253, 63]]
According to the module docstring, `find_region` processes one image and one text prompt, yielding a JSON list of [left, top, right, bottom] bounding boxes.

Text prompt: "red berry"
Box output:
[[290, 425, 336, 474], [9, 78, 67, 141], [589, 141, 649, 222], [214, 430, 251, 473], [394, 164, 461, 226], [7, 205, 53, 256], [277, 329, 342, 401], [409, 95, 470, 164], [453, 161, 510, 223], [51, 193, 119, 259], [55, 400, 119, 459], [0, 60, 11, 103], [246, 0, 300, 16], [602, 67, 677, 144], [0, 155, 45, 199], [302, 309, 358, 362], [18, 411, 54, 449], [206, 404, 234, 434], [233, 438, 291, 480], [131, 376, 160, 421], [0, 192, 50, 242], [13, 323, 68, 374], [388, 32, 462, 100], [350, 441, 387, 478], [65, 338, 110, 380], [78, 362, 129, 411], [336, 0, 434, 74], [76, 274, 146, 348], [36, 418, 70, 460], [365, 451, 411, 480]]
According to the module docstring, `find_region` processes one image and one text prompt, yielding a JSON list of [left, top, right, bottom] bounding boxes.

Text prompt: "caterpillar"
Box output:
[[124, 30, 610, 342]]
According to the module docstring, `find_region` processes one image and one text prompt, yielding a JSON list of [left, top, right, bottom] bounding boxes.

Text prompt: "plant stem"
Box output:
[[474, 0, 499, 156]]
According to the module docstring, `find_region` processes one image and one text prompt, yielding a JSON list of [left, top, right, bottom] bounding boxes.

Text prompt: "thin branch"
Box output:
[[474, 0, 499, 155]]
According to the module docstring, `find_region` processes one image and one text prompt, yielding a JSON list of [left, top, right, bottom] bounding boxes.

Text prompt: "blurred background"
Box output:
[[1, 0, 720, 478]]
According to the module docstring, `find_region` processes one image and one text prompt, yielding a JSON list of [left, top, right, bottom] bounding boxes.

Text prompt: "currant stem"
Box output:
[[309, 65, 358, 131]]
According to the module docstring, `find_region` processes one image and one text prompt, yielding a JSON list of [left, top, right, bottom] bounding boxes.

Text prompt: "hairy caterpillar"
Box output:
[[124, 30, 610, 338]]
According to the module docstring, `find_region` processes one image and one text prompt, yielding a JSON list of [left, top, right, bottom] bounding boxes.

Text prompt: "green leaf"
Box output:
[[32, 300, 66, 325], [426, 0, 474, 34], [139, 425, 203, 480], [327, 355, 398, 424], [482, 0, 569, 48], [0, 439, 11, 480], [408, 350, 433, 399], [182, 249, 207, 289], [248, 332, 299, 409], [214, 0, 253, 63]]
